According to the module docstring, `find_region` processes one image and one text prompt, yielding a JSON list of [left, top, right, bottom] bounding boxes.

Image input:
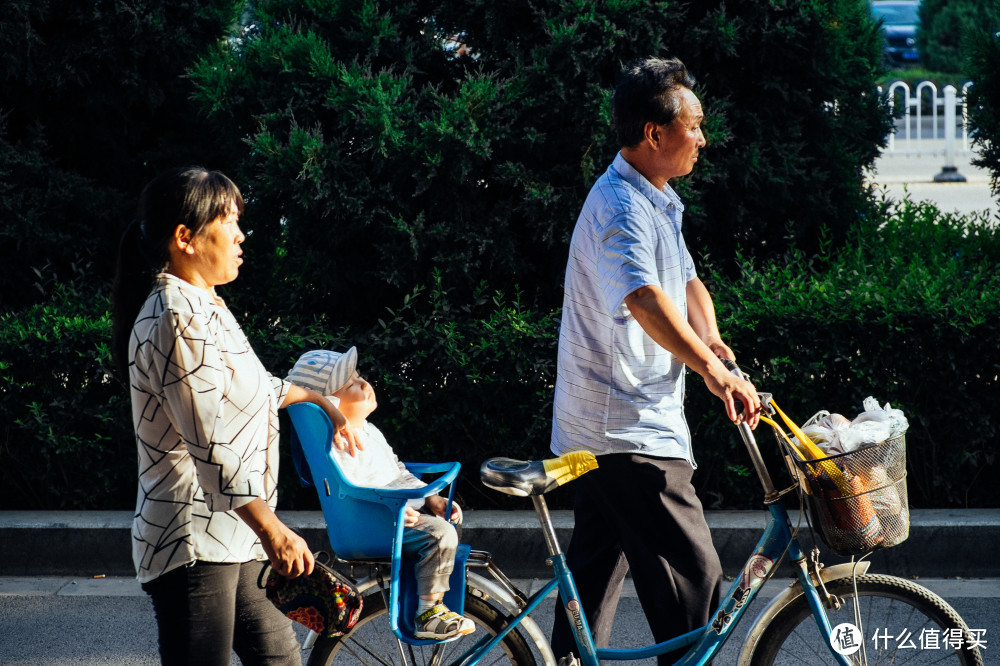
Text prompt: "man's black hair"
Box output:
[[612, 57, 696, 148]]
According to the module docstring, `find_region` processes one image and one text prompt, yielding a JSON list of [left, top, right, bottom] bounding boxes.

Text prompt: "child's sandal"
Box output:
[[414, 604, 475, 640]]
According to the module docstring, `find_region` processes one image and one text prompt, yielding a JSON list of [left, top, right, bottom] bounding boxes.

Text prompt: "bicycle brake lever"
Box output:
[[757, 392, 775, 417]]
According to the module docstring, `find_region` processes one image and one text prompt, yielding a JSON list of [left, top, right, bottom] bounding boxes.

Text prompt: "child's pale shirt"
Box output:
[[331, 417, 426, 506]]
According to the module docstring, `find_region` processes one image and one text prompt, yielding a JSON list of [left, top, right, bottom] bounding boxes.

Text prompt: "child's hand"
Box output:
[[403, 506, 421, 527], [424, 495, 462, 523]]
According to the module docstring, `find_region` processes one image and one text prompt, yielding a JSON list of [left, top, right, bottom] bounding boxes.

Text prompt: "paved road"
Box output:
[[1, 576, 996, 664], [869, 141, 997, 220]]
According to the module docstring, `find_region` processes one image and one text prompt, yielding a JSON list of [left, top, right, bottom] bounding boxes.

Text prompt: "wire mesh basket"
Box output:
[[781, 434, 910, 556]]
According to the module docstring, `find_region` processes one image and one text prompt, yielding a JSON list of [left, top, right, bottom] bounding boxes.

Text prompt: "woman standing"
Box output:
[[112, 167, 358, 665]]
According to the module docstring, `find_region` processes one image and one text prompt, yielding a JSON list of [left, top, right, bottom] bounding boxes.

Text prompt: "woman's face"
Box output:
[[183, 200, 245, 289]]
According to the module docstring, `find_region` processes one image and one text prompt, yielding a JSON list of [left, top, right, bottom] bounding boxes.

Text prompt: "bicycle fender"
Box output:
[[737, 561, 871, 665], [467, 572, 557, 666]]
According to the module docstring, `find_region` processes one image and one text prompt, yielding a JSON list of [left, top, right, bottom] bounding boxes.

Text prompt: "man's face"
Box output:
[[656, 87, 706, 181]]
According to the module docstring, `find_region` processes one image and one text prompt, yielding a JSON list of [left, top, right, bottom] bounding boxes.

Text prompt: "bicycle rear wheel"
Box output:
[[306, 588, 536, 666], [748, 574, 983, 665]]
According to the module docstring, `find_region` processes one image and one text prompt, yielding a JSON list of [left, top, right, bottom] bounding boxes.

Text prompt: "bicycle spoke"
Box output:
[[340, 636, 398, 666], [785, 627, 827, 664], [426, 642, 449, 666]]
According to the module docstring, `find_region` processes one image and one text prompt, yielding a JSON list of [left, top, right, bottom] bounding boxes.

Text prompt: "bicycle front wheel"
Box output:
[[748, 574, 983, 665], [306, 588, 536, 666]]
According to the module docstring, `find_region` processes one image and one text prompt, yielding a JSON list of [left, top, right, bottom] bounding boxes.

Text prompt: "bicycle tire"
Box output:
[[747, 574, 983, 665], [306, 588, 537, 666]]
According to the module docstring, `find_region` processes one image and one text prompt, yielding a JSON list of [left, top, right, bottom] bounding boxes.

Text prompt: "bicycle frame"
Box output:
[[446, 419, 857, 666]]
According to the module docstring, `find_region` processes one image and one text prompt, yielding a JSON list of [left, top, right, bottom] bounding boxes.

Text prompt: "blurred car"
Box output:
[[870, 0, 921, 65]]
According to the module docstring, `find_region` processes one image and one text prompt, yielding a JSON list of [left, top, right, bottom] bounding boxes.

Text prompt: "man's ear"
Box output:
[[173, 225, 195, 255], [642, 121, 662, 150]]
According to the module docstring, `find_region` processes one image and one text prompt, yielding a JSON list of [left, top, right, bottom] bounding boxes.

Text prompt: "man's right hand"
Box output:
[[706, 362, 761, 428]]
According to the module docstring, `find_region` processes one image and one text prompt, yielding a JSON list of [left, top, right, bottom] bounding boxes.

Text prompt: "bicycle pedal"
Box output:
[[557, 653, 580, 666]]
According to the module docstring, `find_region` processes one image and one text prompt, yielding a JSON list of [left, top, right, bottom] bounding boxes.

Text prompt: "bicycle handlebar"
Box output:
[[720, 357, 743, 378], [719, 358, 781, 499]]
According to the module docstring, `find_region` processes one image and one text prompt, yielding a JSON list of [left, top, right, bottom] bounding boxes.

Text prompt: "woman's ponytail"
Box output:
[[111, 219, 158, 384]]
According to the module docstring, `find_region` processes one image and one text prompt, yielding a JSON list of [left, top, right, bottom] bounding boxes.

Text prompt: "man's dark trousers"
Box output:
[[550, 453, 723, 666]]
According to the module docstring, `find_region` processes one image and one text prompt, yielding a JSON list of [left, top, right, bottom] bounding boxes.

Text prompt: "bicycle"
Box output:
[[286, 366, 984, 666]]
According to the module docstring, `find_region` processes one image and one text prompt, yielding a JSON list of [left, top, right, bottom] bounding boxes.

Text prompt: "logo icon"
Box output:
[[830, 622, 863, 655], [566, 599, 585, 633]]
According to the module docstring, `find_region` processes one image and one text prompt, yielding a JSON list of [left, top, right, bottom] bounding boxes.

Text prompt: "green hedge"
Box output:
[[690, 196, 1000, 509], [0, 285, 134, 510], [0, 201, 1000, 509], [2, 200, 996, 511]]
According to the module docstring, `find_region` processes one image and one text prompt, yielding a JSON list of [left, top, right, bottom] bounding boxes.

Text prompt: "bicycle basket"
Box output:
[[781, 434, 909, 556]]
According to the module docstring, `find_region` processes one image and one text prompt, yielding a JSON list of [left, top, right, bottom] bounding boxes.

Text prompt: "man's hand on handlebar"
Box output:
[[711, 353, 761, 429]]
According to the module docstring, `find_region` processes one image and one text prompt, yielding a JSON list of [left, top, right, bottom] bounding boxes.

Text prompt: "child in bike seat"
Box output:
[[287, 347, 475, 641]]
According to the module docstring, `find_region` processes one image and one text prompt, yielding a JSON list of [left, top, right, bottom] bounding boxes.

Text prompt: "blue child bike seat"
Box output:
[[286, 403, 468, 645]]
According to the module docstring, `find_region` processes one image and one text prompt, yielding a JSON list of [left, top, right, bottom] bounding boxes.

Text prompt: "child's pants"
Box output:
[[401, 514, 459, 597]]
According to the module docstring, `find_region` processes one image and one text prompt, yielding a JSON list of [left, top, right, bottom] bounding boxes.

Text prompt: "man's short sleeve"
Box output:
[[597, 209, 660, 316]]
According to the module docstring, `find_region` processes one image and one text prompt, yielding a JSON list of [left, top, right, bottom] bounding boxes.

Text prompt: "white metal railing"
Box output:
[[878, 79, 975, 181], [879, 79, 974, 156]]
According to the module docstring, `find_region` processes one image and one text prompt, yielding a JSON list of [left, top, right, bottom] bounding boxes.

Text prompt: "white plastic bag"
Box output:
[[839, 397, 909, 452], [794, 397, 908, 456]]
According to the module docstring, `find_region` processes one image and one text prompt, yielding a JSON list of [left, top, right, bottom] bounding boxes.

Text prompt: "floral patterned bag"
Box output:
[[259, 557, 363, 637]]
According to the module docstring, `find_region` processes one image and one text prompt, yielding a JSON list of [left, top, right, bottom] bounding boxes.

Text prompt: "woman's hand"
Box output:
[[235, 498, 315, 577], [259, 523, 315, 578]]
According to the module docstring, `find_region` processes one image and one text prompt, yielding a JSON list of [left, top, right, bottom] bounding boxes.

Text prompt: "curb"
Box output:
[[2, 509, 998, 579]]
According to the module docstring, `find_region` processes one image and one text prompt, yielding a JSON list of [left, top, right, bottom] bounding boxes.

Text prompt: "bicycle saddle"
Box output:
[[480, 451, 598, 496]]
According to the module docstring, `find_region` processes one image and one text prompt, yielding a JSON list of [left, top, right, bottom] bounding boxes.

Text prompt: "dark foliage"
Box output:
[[965, 2, 1000, 196], [191, 0, 891, 331], [919, 0, 1000, 74], [0, 285, 134, 509], [7, 0, 993, 512], [0, 0, 242, 309], [691, 198, 1000, 509]]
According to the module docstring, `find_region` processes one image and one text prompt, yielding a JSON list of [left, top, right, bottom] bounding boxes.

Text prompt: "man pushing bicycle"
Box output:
[[549, 56, 761, 666]]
